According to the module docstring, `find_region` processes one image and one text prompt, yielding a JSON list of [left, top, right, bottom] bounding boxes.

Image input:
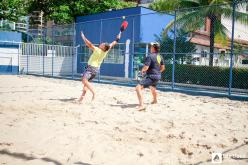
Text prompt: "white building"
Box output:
[[190, 3, 248, 67]]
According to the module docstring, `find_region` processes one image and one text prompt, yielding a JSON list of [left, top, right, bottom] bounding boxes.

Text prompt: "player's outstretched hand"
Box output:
[[81, 31, 85, 38], [116, 33, 121, 40]]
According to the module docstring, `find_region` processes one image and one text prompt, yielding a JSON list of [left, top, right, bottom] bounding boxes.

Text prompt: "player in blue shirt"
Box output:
[[135, 42, 165, 111]]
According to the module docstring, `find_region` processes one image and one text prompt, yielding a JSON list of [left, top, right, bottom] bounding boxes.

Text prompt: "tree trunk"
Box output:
[[209, 14, 216, 67]]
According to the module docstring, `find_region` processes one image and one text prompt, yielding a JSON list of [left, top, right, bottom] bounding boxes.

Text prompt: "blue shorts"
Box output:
[[140, 75, 160, 88], [82, 65, 99, 81]]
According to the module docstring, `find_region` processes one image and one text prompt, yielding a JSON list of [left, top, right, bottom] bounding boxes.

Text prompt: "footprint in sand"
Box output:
[[90, 151, 95, 159], [180, 147, 193, 156], [196, 144, 211, 150], [244, 138, 248, 144], [115, 138, 122, 141], [166, 134, 176, 139], [217, 143, 227, 148], [0, 142, 13, 146], [231, 137, 238, 143], [85, 120, 98, 124], [113, 126, 122, 132], [137, 152, 144, 157], [179, 132, 185, 139]]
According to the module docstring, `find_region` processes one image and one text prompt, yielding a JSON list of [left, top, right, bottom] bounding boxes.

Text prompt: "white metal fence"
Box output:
[[1, 41, 127, 77], [19, 43, 76, 77]]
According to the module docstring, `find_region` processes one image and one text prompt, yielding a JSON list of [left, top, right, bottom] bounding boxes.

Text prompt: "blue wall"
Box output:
[[75, 7, 174, 78], [0, 31, 22, 42], [0, 32, 21, 74], [0, 65, 18, 74], [76, 7, 142, 44], [140, 8, 174, 43], [76, 7, 142, 76]]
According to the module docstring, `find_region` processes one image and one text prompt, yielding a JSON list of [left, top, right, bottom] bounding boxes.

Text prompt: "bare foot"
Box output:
[[151, 100, 157, 104], [91, 93, 95, 101], [137, 105, 146, 111], [77, 97, 84, 104]]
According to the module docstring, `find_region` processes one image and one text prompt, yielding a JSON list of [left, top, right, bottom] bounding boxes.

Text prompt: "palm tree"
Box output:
[[155, 29, 196, 64], [150, 0, 248, 66]]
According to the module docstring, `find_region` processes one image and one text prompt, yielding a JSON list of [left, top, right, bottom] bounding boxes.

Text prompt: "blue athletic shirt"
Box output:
[[144, 53, 164, 79]]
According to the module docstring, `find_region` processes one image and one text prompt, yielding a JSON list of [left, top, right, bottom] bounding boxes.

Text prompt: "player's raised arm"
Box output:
[[109, 33, 121, 50], [109, 20, 128, 50], [81, 31, 94, 50]]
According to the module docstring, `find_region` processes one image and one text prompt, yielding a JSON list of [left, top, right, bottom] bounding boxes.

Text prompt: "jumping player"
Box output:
[[135, 42, 165, 110], [78, 31, 121, 102]]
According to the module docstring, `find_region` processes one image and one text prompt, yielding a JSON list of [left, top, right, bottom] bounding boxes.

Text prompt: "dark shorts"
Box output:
[[140, 75, 160, 88], [82, 65, 99, 81]]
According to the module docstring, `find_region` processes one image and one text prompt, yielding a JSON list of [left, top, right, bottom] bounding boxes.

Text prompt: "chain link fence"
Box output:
[[170, 2, 248, 95], [1, 1, 247, 97]]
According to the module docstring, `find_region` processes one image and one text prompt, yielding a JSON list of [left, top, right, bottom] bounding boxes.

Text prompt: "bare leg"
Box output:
[[82, 78, 95, 101], [135, 84, 145, 110], [78, 86, 88, 102], [149, 86, 157, 104]]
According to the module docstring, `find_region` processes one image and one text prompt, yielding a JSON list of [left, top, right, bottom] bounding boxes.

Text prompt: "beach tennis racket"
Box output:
[[119, 20, 128, 35], [137, 71, 147, 82]]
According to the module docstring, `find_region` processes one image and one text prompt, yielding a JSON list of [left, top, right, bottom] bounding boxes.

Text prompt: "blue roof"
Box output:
[[0, 31, 22, 43]]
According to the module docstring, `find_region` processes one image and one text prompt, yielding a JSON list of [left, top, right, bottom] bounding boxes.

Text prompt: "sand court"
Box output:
[[0, 75, 248, 165]]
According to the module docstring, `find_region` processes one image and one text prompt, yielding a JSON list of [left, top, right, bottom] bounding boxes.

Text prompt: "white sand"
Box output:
[[0, 75, 247, 165]]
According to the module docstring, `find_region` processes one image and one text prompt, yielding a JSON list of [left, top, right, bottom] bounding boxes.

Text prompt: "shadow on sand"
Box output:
[[48, 97, 78, 103], [110, 103, 138, 109], [0, 149, 92, 165]]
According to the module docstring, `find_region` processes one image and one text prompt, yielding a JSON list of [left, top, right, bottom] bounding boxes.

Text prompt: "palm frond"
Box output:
[[164, 9, 206, 34], [218, 6, 232, 18], [235, 10, 248, 25], [175, 10, 206, 31], [209, 0, 231, 5], [164, 20, 175, 33], [214, 20, 229, 46]]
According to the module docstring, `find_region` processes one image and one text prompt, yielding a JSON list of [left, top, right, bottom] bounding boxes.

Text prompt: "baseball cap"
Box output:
[[150, 42, 160, 47]]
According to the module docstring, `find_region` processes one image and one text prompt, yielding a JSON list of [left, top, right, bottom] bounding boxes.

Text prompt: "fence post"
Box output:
[[17, 43, 20, 75], [172, 10, 177, 90], [52, 24, 54, 77], [27, 44, 29, 74], [72, 22, 76, 79], [228, 2, 236, 97], [42, 29, 45, 76], [98, 19, 103, 82], [131, 18, 135, 79]]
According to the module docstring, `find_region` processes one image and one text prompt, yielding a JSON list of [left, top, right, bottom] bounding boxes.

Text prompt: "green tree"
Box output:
[[0, 0, 28, 21], [150, 0, 248, 66], [27, 0, 136, 24], [155, 29, 196, 64]]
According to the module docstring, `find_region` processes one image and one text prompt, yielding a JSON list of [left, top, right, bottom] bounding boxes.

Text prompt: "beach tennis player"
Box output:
[[78, 32, 121, 102], [135, 42, 165, 110]]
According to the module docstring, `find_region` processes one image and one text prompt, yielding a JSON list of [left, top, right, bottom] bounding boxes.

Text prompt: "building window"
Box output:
[[201, 50, 208, 58]]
